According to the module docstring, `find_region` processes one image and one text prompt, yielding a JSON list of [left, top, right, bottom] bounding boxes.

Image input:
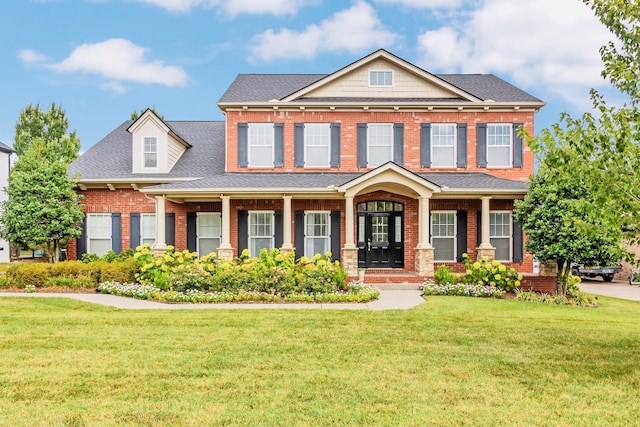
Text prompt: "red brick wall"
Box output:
[[225, 110, 535, 180]]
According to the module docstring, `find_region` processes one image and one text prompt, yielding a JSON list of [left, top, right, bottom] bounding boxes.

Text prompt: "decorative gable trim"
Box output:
[[280, 49, 482, 103]]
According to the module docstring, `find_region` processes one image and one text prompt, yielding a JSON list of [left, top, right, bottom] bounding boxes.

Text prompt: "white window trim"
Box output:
[[140, 213, 156, 247], [304, 123, 330, 169], [248, 210, 275, 258], [87, 213, 112, 257], [431, 123, 457, 168], [431, 210, 456, 262], [248, 123, 274, 168], [486, 123, 513, 168], [143, 136, 158, 170], [490, 211, 512, 262], [367, 123, 394, 168], [197, 212, 222, 257], [304, 211, 331, 257], [368, 69, 394, 87]]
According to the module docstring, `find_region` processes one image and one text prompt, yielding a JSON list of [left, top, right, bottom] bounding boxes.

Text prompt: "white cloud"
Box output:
[[18, 49, 48, 64], [250, 0, 397, 61], [374, 0, 461, 8], [49, 38, 188, 91], [131, 0, 314, 15], [416, 0, 612, 107]]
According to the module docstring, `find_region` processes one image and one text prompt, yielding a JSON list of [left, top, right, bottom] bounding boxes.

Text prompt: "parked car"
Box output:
[[571, 263, 621, 282]]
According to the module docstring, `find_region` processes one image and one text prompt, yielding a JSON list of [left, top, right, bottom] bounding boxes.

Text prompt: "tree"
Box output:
[[516, 0, 640, 288], [0, 105, 84, 263], [514, 165, 622, 295], [130, 107, 164, 121], [14, 102, 80, 164]]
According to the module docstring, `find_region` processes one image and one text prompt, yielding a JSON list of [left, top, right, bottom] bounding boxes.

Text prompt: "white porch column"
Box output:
[[479, 196, 492, 248], [281, 195, 293, 251], [217, 195, 234, 259], [344, 195, 355, 249], [220, 195, 232, 249], [417, 196, 432, 249], [152, 196, 167, 252]]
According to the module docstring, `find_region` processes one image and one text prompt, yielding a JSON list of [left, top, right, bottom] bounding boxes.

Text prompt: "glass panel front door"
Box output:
[[357, 201, 404, 268]]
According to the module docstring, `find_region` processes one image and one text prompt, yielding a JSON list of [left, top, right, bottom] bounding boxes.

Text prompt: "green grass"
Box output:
[[1, 295, 639, 426]]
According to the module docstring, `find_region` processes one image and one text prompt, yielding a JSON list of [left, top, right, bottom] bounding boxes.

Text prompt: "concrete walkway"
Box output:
[[578, 279, 640, 301], [0, 289, 426, 311]]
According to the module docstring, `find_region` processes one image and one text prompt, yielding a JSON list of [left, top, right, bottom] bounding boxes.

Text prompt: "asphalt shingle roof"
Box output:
[[0, 141, 14, 153], [218, 73, 542, 104], [68, 121, 225, 180]]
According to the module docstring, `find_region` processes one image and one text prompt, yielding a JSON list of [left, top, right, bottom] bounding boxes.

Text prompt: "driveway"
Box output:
[[578, 278, 640, 301]]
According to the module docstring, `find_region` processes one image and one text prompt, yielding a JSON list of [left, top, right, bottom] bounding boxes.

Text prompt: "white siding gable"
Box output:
[[128, 110, 187, 174], [305, 58, 459, 99]]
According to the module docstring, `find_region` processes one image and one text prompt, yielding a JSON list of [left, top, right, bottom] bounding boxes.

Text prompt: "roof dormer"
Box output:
[[127, 109, 190, 174]]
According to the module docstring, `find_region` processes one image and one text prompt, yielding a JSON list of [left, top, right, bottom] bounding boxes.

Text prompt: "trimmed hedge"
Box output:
[[6, 259, 136, 289]]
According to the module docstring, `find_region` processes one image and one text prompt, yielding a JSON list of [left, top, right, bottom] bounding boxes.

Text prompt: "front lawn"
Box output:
[[1, 295, 639, 426]]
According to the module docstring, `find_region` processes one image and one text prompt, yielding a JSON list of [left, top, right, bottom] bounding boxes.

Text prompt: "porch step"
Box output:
[[373, 283, 423, 290], [350, 272, 425, 290]]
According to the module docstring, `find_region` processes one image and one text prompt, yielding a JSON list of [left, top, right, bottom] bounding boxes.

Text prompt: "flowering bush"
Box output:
[[130, 245, 349, 297], [421, 280, 505, 298], [97, 280, 379, 304], [459, 253, 522, 293]]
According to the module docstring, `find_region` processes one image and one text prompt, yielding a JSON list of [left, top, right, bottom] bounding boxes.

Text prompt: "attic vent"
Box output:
[[369, 70, 393, 87]]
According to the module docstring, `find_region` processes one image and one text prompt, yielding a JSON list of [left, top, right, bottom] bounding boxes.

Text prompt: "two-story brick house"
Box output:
[[68, 49, 548, 287]]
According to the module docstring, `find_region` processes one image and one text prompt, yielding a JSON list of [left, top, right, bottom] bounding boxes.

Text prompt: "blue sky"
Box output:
[[1, 0, 616, 152]]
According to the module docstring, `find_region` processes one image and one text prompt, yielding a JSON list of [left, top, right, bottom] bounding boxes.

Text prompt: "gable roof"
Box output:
[[0, 141, 14, 154], [218, 49, 543, 106], [68, 121, 225, 182]]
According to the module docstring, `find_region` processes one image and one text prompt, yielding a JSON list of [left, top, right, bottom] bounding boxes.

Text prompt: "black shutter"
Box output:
[[330, 123, 341, 167], [165, 213, 175, 246], [393, 123, 404, 166], [187, 212, 197, 252], [513, 123, 524, 168], [294, 210, 305, 259], [130, 213, 140, 249], [476, 123, 487, 168], [457, 123, 467, 168], [294, 123, 304, 167], [513, 217, 523, 262], [274, 210, 283, 249], [77, 214, 87, 258], [357, 123, 367, 168], [331, 210, 341, 261], [456, 210, 467, 262], [111, 213, 122, 254], [237, 123, 248, 168], [274, 123, 284, 167], [476, 210, 482, 247], [420, 123, 431, 168], [237, 210, 248, 254]]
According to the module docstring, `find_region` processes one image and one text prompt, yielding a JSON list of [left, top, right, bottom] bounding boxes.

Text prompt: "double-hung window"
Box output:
[[431, 211, 456, 261], [487, 124, 512, 167], [431, 124, 456, 168], [249, 211, 274, 257], [248, 123, 274, 167], [367, 123, 393, 167], [305, 124, 330, 168], [369, 70, 393, 86], [141, 214, 156, 247], [490, 212, 512, 261], [197, 213, 221, 256], [143, 137, 158, 168], [304, 211, 330, 257], [87, 213, 112, 257]]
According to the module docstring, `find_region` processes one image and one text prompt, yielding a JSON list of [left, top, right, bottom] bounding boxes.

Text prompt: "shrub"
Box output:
[[434, 264, 458, 285], [50, 260, 94, 279], [7, 263, 51, 288], [99, 258, 137, 284], [515, 290, 596, 307], [421, 280, 505, 298], [459, 253, 521, 293]]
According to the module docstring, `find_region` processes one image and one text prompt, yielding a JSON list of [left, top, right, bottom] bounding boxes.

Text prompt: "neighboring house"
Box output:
[[68, 49, 553, 289], [0, 141, 14, 263]]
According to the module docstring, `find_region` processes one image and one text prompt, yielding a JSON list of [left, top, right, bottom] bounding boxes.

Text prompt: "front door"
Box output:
[[357, 201, 404, 268]]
